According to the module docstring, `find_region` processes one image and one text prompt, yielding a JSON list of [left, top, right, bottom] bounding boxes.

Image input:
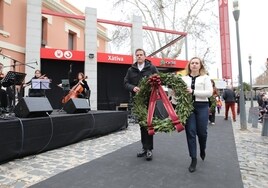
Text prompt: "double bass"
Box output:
[[62, 76, 87, 103]]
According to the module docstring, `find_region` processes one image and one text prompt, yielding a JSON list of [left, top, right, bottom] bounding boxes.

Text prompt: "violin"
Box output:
[[39, 74, 48, 79], [62, 76, 88, 103]]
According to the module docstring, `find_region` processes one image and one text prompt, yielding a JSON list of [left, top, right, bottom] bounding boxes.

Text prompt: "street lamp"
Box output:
[[233, 0, 247, 130], [248, 55, 253, 108]]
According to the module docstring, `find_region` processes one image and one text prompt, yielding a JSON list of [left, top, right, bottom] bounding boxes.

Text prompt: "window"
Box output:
[[0, 0, 4, 30], [68, 31, 77, 50], [41, 17, 48, 47]]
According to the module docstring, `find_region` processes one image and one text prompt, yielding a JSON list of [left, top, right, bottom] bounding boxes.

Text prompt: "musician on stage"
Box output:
[[69, 72, 90, 99], [0, 63, 8, 110], [23, 69, 48, 97]]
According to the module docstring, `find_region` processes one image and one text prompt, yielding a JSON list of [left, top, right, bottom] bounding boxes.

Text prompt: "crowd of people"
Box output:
[[257, 91, 268, 123]]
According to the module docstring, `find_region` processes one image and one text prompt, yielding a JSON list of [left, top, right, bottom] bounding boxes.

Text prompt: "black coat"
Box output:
[[70, 79, 89, 97], [222, 88, 236, 103], [124, 59, 158, 96]]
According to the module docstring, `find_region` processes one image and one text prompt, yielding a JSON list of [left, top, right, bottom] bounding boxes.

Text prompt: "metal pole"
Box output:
[[249, 55, 253, 108], [185, 35, 188, 60], [233, 2, 247, 130]]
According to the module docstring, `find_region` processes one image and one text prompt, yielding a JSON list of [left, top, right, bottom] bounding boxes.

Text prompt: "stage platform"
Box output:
[[0, 110, 128, 164]]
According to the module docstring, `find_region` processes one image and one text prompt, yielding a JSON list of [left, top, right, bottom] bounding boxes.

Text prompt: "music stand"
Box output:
[[58, 79, 70, 112], [61, 79, 70, 91], [1, 71, 26, 87], [31, 79, 51, 89], [1, 71, 26, 109]]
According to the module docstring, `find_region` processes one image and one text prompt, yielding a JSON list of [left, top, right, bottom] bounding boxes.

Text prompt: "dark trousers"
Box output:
[[209, 111, 216, 123], [217, 106, 221, 114], [236, 102, 240, 114], [225, 102, 236, 120], [140, 126, 153, 150], [0, 89, 8, 108], [185, 102, 209, 158]]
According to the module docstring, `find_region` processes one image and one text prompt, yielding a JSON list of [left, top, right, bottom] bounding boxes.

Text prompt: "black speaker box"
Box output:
[[14, 97, 53, 118], [63, 98, 90, 114]]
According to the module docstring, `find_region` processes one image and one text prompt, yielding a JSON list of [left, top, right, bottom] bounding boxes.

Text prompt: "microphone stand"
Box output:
[[0, 53, 36, 111], [1, 52, 37, 70], [58, 63, 72, 113]]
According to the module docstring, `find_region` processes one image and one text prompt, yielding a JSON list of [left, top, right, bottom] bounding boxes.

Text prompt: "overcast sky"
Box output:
[[66, 0, 268, 84]]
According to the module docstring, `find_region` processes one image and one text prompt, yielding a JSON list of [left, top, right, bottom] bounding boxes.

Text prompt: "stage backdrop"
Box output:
[[97, 63, 130, 110], [40, 59, 130, 110], [40, 59, 84, 109]]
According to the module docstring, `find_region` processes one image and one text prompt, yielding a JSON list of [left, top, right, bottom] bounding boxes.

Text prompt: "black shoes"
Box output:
[[188, 157, 197, 173], [146, 150, 153, 161], [137, 149, 146, 157], [200, 150, 206, 161], [137, 149, 153, 161]]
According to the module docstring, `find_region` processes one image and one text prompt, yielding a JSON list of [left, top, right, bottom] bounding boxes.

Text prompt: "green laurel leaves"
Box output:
[[132, 72, 193, 133]]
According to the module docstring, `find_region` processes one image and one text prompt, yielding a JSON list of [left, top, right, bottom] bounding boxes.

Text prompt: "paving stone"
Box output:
[[0, 102, 268, 188]]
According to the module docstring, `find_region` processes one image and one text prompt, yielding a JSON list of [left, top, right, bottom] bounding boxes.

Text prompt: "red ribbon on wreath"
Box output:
[[147, 74, 184, 135]]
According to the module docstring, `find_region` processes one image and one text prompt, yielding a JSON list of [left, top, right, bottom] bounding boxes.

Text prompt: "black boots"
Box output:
[[188, 157, 197, 173], [137, 149, 153, 161], [137, 149, 146, 157], [200, 150, 206, 161], [145, 150, 153, 161]]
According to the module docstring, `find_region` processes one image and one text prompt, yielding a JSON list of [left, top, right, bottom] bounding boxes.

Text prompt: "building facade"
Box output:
[[0, 0, 187, 110]]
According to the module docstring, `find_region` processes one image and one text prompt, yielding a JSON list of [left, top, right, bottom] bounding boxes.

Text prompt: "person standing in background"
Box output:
[[222, 85, 236, 122], [216, 96, 222, 114], [208, 79, 219, 125]]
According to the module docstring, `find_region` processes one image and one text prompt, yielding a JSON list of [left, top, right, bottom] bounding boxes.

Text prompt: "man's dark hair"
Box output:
[[135, 48, 146, 56]]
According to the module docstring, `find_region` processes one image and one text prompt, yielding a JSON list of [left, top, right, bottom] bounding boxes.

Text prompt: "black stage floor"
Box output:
[[0, 110, 128, 164], [30, 117, 243, 188]]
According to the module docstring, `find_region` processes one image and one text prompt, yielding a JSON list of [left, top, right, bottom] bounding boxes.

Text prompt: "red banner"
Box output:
[[97, 52, 187, 69], [97, 52, 133, 65], [219, 0, 232, 80], [40, 49, 187, 69], [40, 48, 85, 61]]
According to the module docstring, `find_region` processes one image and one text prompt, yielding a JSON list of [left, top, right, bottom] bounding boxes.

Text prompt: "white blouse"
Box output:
[[182, 74, 213, 102]]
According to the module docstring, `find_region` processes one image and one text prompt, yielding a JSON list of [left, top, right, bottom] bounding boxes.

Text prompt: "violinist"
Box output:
[[23, 69, 48, 97], [69, 72, 89, 99], [0, 62, 8, 110]]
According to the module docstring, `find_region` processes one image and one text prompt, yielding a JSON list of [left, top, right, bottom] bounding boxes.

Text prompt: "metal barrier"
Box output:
[[262, 113, 268, 136], [251, 107, 259, 128], [248, 107, 253, 123]]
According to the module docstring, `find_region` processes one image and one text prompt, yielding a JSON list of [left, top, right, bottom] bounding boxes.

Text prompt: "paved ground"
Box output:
[[0, 101, 267, 188]]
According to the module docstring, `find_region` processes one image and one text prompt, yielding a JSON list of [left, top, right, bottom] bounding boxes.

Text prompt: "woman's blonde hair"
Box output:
[[185, 57, 207, 76]]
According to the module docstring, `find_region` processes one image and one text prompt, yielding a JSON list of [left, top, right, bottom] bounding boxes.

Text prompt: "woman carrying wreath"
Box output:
[[182, 57, 213, 173], [124, 48, 158, 161]]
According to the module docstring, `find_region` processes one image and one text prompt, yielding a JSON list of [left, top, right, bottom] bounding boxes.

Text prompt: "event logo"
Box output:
[[108, 55, 124, 61], [54, 50, 63, 58], [64, 51, 73, 59], [160, 59, 176, 66]]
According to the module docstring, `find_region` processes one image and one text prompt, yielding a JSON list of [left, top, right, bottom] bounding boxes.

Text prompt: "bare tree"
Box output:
[[109, 0, 217, 63], [254, 59, 268, 85]]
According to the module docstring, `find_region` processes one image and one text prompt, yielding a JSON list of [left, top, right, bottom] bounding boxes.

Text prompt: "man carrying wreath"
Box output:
[[124, 48, 158, 161]]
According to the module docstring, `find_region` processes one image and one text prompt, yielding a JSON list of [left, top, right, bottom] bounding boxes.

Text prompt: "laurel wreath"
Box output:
[[132, 73, 194, 133]]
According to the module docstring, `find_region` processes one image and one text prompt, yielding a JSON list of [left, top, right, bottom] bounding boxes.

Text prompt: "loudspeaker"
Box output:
[[14, 97, 53, 118], [63, 98, 90, 114]]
